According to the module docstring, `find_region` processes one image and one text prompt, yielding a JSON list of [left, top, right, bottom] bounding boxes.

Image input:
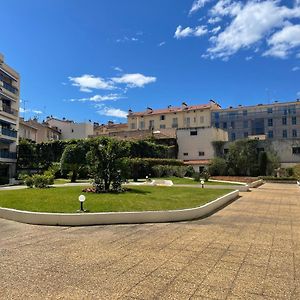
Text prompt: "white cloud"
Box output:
[[207, 1, 300, 59], [292, 66, 300, 71], [96, 105, 127, 118], [245, 56, 253, 61], [69, 75, 115, 92], [111, 73, 156, 88], [174, 25, 207, 39], [264, 24, 300, 58], [20, 107, 43, 115], [297, 91, 300, 97], [189, 0, 211, 14], [211, 26, 221, 34], [68, 93, 125, 103], [113, 66, 123, 72], [158, 41, 166, 47], [208, 17, 221, 24]]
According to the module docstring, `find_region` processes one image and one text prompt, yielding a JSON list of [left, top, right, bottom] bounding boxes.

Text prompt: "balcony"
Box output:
[[1, 104, 18, 116], [0, 150, 17, 159], [1, 127, 17, 138]]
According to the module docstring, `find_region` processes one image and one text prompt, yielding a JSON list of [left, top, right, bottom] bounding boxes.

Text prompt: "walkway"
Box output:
[[1, 183, 300, 299]]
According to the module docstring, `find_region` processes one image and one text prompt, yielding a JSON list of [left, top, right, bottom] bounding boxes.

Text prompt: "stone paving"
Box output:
[[1, 183, 300, 299]]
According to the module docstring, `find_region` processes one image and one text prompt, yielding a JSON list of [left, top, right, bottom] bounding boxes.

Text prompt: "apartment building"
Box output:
[[211, 100, 300, 167], [46, 117, 93, 140], [93, 121, 128, 137], [20, 118, 61, 143], [211, 100, 300, 141], [127, 100, 221, 131], [177, 127, 228, 172], [0, 54, 20, 184]]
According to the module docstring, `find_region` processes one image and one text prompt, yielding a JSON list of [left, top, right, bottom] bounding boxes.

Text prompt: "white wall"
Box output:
[[47, 119, 93, 140], [177, 127, 228, 161]]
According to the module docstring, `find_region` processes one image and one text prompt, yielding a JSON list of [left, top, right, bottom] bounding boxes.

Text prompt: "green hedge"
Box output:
[[259, 176, 298, 181]]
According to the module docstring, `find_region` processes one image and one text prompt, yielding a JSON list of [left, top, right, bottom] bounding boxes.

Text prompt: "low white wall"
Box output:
[[0, 190, 239, 226], [247, 179, 264, 188]]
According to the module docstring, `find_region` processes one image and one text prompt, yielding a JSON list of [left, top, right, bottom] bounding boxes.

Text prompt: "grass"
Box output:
[[53, 179, 90, 185], [0, 186, 233, 213], [153, 177, 244, 185]]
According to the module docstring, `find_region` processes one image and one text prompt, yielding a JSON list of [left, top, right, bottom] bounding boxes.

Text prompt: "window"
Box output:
[[292, 116, 297, 125], [71, 129, 74, 133], [198, 151, 205, 156], [172, 117, 178, 128], [183, 152, 188, 156], [231, 121, 235, 129], [160, 124, 166, 129], [214, 112, 220, 119], [283, 129, 287, 138], [130, 123, 136, 130], [223, 122, 227, 129], [283, 108, 288, 115], [289, 106, 296, 114], [243, 110, 247, 116], [190, 130, 197, 136], [229, 111, 237, 118], [243, 121, 248, 128], [149, 120, 154, 129], [160, 115, 165, 121], [268, 118, 273, 126], [215, 122, 219, 128], [193, 117, 196, 123], [282, 117, 287, 125], [200, 116, 204, 124], [267, 108, 273, 114], [244, 132, 248, 138], [184, 117, 190, 126], [292, 147, 300, 154], [140, 121, 145, 129], [268, 130, 273, 138], [293, 129, 297, 137], [231, 132, 236, 141]]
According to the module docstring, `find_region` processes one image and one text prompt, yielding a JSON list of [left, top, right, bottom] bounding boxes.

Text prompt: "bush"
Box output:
[[259, 176, 297, 182], [24, 175, 34, 188], [174, 166, 187, 178], [31, 174, 54, 188], [185, 166, 195, 177], [193, 172, 201, 182], [208, 157, 227, 176], [152, 165, 164, 178]]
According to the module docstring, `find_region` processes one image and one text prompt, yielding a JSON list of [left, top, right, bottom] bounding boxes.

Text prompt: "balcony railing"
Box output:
[[0, 80, 18, 95], [1, 104, 18, 116], [0, 150, 17, 159], [1, 127, 17, 138]]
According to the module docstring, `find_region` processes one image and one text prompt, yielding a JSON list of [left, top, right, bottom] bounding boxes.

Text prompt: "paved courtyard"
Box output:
[[1, 183, 300, 299]]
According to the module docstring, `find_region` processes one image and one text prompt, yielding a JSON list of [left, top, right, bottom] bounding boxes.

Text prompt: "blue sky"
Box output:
[[1, 0, 300, 123]]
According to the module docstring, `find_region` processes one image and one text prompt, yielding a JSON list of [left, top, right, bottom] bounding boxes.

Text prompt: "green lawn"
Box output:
[[153, 177, 244, 185], [0, 186, 233, 213], [53, 179, 90, 185]]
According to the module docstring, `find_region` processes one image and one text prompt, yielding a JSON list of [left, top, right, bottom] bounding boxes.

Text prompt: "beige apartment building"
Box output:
[[93, 121, 128, 137], [19, 118, 61, 143], [0, 54, 20, 184], [127, 100, 221, 131]]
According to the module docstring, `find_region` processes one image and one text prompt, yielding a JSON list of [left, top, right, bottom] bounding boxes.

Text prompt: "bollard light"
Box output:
[[200, 180, 204, 188], [78, 194, 86, 212]]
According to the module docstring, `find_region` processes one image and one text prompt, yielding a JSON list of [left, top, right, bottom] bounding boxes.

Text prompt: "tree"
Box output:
[[17, 139, 37, 169], [60, 142, 88, 182], [258, 151, 268, 176], [208, 157, 228, 176], [86, 137, 129, 192]]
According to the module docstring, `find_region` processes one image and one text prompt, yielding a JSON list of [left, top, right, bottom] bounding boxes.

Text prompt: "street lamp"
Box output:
[[78, 194, 86, 212], [200, 180, 204, 188]]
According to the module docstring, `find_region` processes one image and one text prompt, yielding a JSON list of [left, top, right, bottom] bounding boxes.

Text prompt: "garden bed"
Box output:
[[0, 186, 233, 213]]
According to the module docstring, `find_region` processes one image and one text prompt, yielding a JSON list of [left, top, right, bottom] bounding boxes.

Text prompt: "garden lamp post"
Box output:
[[201, 180, 204, 188], [78, 194, 86, 212]]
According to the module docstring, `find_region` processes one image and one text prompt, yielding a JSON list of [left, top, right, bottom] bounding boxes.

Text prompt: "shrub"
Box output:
[[208, 157, 227, 176], [193, 172, 201, 182], [32, 174, 54, 188], [24, 176, 34, 188], [174, 166, 188, 178], [185, 166, 195, 177], [152, 165, 164, 178]]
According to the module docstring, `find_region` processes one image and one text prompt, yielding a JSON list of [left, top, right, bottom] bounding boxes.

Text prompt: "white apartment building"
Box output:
[[46, 117, 94, 140]]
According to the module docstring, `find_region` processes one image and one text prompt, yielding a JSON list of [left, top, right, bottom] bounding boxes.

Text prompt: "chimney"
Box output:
[[128, 109, 133, 115], [182, 102, 188, 109], [146, 107, 153, 113], [108, 121, 114, 125]]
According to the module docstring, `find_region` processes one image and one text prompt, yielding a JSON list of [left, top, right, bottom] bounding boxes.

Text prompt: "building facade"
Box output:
[[0, 54, 20, 184], [19, 118, 61, 143], [177, 127, 228, 172], [127, 100, 221, 131], [211, 100, 300, 141], [46, 117, 93, 140]]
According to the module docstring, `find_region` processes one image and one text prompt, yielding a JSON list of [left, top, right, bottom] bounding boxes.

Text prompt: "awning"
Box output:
[[0, 67, 18, 81], [0, 90, 17, 101]]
